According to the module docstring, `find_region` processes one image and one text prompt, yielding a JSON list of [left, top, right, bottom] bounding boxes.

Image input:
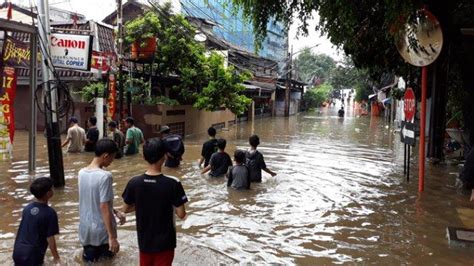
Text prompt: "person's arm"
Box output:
[[175, 204, 186, 219], [47, 235, 60, 264], [201, 165, 211, 174], [140, 131, 144, 144], [263, 167, 277, 177], [99, 175, 119, 253], [199, 156, 205, 167], [61, 129, 71, 147], [226, 166, 233, 187], [260, 153, 277, 177], [471, 189, 474, 201], [100, 202, 119, 253], [125, 129, 132, 145], [121, 203, 135, 213]]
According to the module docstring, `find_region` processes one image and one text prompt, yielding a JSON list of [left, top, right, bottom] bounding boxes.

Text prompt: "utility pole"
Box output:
[[37, 0, 65, 187], [284, 46, 293, 117], [116, 0, 124, 123]]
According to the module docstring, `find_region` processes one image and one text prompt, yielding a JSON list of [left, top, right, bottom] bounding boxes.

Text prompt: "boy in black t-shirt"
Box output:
[[201, 138, 232, 177], [199, 127, 218, 168], [13, 177, 60, 265], [85, 116, 99, 152], [246, 135, 277, 182], [121, 138, 188, 265]]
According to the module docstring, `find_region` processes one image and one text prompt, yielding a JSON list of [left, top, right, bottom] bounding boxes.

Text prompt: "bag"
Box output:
[[164, 135, 184, 159]]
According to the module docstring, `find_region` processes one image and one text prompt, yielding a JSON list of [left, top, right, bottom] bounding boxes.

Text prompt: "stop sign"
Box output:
[[404, 88, 416, 121]]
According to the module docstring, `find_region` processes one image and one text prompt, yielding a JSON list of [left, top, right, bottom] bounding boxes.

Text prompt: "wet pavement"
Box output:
[[1, 104, 474, 265]]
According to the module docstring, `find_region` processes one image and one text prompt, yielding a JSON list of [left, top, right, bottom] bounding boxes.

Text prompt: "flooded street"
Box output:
[[1, 106, 474, 265]]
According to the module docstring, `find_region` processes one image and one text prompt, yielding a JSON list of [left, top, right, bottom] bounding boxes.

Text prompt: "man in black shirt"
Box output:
[[121, 138, 188, 265], [201, 138, 232, 177], [85, 116, 99, 152], [246, 134, 277, 182], [199, 127, 218, 168]]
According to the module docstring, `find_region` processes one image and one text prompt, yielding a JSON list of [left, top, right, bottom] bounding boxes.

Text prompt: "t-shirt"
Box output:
[[209, 151, 232, 177], [112, 130, 125, 158], [66, 125, 86, 153], [246, 150, 267, 182], [226, 165, 250, 190], [201, 138, 218, 167], [12, 202, 59, 265], [122, 174, 188, 253], [163, 134, 185, 168], [78, 168, 116, 246], [125, 127, 144, 155], [85, 127, 99, 152]]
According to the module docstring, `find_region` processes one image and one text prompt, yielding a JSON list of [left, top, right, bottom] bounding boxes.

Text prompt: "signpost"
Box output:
[[401, 88, 417, 181]]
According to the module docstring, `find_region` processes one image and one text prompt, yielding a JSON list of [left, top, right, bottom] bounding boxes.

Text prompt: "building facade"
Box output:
[[180, 0, 288, 67]]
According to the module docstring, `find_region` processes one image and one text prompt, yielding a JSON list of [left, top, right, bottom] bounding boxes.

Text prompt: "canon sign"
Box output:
[[51, 36, 86, 50], [49, 33, 93, 71]]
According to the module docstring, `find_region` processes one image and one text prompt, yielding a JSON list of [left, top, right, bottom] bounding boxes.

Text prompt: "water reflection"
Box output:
[[1, 106, 473, 264]]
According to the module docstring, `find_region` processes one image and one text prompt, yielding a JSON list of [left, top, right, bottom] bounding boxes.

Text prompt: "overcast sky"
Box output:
[[14, 0, 342, 60]]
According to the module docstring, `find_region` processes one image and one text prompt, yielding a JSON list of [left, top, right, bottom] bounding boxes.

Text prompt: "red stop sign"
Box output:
[[404, 88, 416, 121]]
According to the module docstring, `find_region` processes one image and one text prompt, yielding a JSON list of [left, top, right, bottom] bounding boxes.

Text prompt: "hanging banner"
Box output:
[[0, 67, 17, 159], [50, 33, 93, 71], [2, 36, 31, 68], [91, 51, 115, 73], [107, 73, 116, 119]]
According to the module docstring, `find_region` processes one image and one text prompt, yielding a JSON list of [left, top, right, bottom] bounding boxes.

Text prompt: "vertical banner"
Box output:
[[107, 73, 116, 120], [0, 67, 17, 159]]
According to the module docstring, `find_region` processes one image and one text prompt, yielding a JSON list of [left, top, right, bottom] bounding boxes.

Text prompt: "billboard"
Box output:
[[50, 33, 93, 71]]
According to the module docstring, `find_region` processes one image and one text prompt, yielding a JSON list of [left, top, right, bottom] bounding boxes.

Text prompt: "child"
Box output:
[[78, 138, 125, 263], [121, 138, 188, 265], [12, 177, 60, 265], [199, 127, 218, 168], [85, 116, 99, 152], [227, 150, 251, 190], [246, 135, 277, 182], [201, 138, 232, 177]]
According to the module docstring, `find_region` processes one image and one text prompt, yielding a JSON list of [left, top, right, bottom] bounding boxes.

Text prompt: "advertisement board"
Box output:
[[50, 33, 93, 71]]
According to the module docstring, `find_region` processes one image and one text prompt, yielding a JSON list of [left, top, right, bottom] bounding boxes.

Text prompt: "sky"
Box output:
[[13, 0, 342, 60]]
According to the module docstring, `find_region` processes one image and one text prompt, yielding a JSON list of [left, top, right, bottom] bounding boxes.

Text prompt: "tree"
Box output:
[[302, 83, 333, 109], [294, 48, 336, 84]]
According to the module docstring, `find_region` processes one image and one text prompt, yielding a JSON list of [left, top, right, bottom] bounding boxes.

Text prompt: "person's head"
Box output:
[[30, 177, 54, 201], [207, 127, 216, 138], [125, 117, 135, 128], [160, 125, 171, 136], [249, 134, 260, 148], [234, 149, 246, 164], [88, 116, 97, 126], [69, 116, 78, 126], [94, 138, 118, 167], [143, 138, 166, 165], [108, 121, 117, 132], [216, 138, 226, 151]]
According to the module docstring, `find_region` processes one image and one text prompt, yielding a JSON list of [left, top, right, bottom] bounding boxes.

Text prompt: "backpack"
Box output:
[[164, 135, 185, 159]]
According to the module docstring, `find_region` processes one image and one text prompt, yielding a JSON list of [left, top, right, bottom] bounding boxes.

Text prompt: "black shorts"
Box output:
[[82, 244, 114, 262]]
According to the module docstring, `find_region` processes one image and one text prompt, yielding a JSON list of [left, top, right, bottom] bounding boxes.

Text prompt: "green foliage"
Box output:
[[294, 48, 336, 84], [76, 82, 106, 102], [354, 84, 372, 103], [123, 2, 251, 114], [124, 11, 161, 47], [303, 83, 333, 109], [193, 52, 252, 115]]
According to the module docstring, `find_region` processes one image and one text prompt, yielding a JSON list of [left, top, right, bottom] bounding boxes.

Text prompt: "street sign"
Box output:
[[400, 121, 416, 146], [404, 88, 416, 121]]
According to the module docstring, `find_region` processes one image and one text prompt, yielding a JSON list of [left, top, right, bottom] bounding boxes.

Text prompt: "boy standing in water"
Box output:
[[124, 117, 145, 155], [78, 139, 125, 263], [227, 150, 251, 190], [12, 177, 60, 265], [85, 116, 100, 152], [121, 138, 188, 265], [199, 127, 218, 168], [202, 138, 232, 177], [246, 135, 277, 182]]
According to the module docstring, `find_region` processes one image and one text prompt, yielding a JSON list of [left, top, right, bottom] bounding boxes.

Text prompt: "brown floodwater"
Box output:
[[1, 105, 474, 265]]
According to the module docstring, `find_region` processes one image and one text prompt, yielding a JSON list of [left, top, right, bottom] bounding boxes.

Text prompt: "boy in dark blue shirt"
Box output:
[[202, 138, 232, 177], [13, 177, 60, 265]]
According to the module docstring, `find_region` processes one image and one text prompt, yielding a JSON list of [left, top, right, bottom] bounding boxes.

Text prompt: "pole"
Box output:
[[407, 145, 410, 182], [419, 66, 428, 192], [116, 0, 124, 123], [28, 34, 37, 172], [404, 143, 407, 175], [37, 0, 65, 187]]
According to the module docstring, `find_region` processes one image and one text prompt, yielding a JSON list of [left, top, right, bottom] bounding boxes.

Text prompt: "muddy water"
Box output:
[[1, 105, 474, 265]]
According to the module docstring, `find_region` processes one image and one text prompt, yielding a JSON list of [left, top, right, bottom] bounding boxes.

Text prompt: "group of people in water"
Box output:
[[12, 120, 275, 265]]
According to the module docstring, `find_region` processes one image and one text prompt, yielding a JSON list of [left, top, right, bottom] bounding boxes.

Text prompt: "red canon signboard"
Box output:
[[404, 88, 416, 121]]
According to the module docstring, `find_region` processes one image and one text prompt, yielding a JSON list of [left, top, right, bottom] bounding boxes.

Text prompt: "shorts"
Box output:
[[82, 244, 114, 262], [139, 249, 174, 266]]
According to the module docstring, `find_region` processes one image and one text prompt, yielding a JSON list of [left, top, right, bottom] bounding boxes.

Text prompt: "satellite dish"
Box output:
[[395, 9, 443, 67]]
